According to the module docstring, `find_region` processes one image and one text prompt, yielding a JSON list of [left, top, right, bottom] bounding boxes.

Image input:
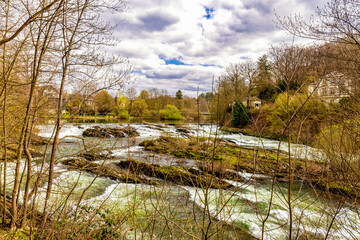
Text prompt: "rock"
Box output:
[[31, 135, 50, 145], [118, 159, 235, 189], [0, 144, 43, 161], [82, 126, 139, 138], [176, 128, 191, 134], [62, 158, 159, 185]]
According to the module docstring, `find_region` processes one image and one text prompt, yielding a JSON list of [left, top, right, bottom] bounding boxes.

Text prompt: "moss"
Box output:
[[62, 158, 159, 185], [234, 221, 250, 232], [172, 150, 202, 159], [139, 139, 157, 147], [118, 159, 234, 190], [0, 228, 30, 240], [83, 126, 139, 138], [328, 182, 353, 195], [256, 201, 269, 213], [138, 136, 360, 199]]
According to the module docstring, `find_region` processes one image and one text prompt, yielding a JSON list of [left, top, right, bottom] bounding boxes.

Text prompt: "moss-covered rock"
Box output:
[[62, 158, 159, 185], [118, 159, 235, 189], [0, 144, 43, 161], [31, 135, 50, 145], [176, 128, 191, 134], [83, 126, 139, 138], [138, 136, 360, 199]]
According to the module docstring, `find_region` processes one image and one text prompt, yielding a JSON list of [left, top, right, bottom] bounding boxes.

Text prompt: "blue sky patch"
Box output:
[[160, 55, 188, 65], [204, 7, 214, 19]]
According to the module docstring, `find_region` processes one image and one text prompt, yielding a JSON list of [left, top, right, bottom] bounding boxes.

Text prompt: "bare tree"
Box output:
[[239, 60, 258, 108], [0, 0, 61, 46], [225, 63, 246, 100], [126, 87, 137, 115], [278, 0, 360, 93], [0, 0, 130, 231]]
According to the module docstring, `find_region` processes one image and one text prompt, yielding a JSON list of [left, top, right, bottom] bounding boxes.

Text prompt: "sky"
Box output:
[[109, 0, 328, 97]]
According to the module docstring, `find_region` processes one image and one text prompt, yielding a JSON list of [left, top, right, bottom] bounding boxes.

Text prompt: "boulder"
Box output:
[[83, 126, 139, 138], [118, 159, 235, 189], [62, 158, 159, 185]]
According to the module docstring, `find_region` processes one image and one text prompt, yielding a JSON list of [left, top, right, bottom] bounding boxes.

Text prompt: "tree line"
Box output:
[[65, 88, 211, 121], [212, 41, 360, 144]]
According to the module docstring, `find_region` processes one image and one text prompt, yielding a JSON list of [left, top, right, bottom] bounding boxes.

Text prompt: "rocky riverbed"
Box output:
[[19, 122, 360, 239]]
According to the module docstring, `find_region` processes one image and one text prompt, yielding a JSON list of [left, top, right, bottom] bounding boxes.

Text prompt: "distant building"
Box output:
[[242, 96, 262, 109], [308, 73, 353, 103]]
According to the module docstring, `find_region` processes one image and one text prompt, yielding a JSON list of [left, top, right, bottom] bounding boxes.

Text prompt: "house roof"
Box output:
[[241, 96, 262, 101], [309, 72, 348, 87]]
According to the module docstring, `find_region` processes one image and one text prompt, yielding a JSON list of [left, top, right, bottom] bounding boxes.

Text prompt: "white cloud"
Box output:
[[109, 0, 328, 97]]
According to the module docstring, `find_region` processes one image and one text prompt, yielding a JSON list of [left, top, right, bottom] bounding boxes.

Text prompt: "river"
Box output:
[[5, 123, 360, 239]]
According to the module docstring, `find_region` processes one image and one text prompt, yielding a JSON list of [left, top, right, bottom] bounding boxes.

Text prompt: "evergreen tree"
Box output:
[[231, 100, 249, 127], [256, 54, 276, 101], [175, 90, 183, 99]]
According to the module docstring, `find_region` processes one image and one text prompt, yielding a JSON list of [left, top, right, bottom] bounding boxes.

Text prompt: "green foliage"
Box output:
[[319, 120, 360, 155], [143, 109, 160, 119], [231, 100, 249, 127], [159, 105, 183, 120], [117, 110, 129, 119], [277, 79, 301, 92], [267, 92, 327, 130], [115, 92, 130, 112]]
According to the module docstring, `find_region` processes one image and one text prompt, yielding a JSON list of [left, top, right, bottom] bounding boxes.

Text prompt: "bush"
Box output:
[[159, 105, 183, 120], [181, 109, 202, 121], [117, 110, 129, 119], [143, 110, 160, 119], [267, 92, 327, 130], [231, 100, 249, 127]]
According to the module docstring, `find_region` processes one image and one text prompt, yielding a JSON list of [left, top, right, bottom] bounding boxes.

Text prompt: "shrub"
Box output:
[[267, 92, 327, 130], [159, 105, 183, 120], [117, 110, 129, 119], [143, 110, 160, 119]]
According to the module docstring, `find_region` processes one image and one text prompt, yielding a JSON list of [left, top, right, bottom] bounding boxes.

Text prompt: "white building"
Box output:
[[241, 96, 262, 109], [308, 73, 353, 103]]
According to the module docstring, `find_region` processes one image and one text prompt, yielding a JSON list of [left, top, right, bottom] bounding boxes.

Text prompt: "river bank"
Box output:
[[137, 135, 359, 199]]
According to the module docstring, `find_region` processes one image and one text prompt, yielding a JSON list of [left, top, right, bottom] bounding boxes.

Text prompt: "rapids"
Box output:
[[3, 123, 359, 239]]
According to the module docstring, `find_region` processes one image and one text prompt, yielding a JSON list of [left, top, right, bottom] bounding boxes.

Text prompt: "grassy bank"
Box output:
[[139, 136, 360, 199]]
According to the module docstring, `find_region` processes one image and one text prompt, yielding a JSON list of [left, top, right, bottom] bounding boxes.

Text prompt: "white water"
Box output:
[[2, 123, 357, 239]]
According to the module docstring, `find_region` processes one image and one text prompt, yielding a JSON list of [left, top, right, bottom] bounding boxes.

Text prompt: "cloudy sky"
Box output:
[[110, 0, 328, 97]]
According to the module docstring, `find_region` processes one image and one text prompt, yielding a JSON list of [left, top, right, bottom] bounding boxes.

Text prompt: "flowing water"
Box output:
[[4, 123, 359, 239]]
